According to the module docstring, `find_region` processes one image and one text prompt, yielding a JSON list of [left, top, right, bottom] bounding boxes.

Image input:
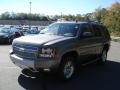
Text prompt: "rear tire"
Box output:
[[99, 49, 107, 64]]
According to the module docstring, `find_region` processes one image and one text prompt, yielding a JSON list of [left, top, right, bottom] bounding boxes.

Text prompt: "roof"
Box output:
[[56, 21, 101, 25]]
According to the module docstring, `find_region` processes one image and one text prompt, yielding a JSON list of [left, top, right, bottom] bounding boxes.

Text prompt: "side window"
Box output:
[[81, 24, 93, 38], [92, 25, 102, 37], [81, 24, 92, 33], [100, 26, 110, 39]]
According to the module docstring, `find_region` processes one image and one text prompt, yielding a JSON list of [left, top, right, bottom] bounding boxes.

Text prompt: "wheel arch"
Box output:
[[103, 44, 110, 52], [60, 51, 79, 63]]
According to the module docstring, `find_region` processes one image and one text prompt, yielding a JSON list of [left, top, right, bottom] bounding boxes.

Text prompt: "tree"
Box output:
[[93, 7, 107, 23], [83, 13, 93, 21], [102, 2, 120, 36], [0, 12, 10, 20]]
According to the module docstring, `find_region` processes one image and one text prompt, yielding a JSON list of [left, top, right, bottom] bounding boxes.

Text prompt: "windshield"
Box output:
[[40, 23, 79, 37], [0, 28, 10, 33]]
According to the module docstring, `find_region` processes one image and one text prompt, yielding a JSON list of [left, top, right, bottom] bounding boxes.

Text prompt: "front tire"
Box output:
[[59, 56, 75, 80]]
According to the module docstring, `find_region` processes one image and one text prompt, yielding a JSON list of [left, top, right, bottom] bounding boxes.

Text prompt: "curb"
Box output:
[[111, 36, 120, 42]]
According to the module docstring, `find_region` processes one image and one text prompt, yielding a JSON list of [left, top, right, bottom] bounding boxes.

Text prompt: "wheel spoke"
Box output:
[[63, 61, 74, 79]]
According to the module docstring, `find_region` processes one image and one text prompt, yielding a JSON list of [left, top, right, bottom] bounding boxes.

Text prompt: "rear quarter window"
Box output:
[[92, 24, 102, 37], [100, 26, 110, 40]]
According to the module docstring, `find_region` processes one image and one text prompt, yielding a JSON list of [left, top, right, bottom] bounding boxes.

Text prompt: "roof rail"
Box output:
[[88, 21, 102, 25]]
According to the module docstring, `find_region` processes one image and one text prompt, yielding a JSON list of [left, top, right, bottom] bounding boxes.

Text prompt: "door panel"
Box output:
[[77, 37, 97, 63], [77, 23, 101, 63]]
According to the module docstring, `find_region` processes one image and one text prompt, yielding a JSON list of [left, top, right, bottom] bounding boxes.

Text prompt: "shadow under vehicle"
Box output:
[[18, 60, 120, 90]]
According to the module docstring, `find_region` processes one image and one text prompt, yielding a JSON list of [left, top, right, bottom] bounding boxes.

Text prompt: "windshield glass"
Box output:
[[40, 23, 79, 37], [0, 28, 10, 33]]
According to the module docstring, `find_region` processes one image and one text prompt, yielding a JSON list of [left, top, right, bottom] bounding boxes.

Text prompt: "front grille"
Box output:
[[13, 44, 38, 59]]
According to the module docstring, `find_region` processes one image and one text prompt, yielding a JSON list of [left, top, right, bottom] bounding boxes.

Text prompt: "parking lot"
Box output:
[[0, 41, 120, 90]]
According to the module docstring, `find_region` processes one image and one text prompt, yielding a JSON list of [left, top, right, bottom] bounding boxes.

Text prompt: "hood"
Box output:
[[13, 34, 74, 45]]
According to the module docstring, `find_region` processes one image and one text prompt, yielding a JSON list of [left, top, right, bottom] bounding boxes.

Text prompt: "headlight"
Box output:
[[38, 48, 57, 58]]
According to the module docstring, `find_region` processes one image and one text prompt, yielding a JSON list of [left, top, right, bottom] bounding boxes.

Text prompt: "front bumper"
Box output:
[[10, 54, 59, 72]]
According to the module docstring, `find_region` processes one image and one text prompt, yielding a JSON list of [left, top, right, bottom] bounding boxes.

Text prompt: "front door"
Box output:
[[77, 24, 96, 63]]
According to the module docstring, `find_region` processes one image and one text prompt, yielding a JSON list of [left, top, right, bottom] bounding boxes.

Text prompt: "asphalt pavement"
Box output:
[[0, 41, 120, 90]]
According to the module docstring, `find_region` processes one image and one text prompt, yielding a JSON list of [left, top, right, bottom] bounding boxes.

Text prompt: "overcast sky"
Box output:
[[0, 0, 119, 15]]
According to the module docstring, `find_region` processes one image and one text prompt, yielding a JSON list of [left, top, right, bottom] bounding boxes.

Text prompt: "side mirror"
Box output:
[[82, 32, 93, 38]]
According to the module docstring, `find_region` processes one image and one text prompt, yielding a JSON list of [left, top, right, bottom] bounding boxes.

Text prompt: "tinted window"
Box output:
[[100, 26, 110, 39], [81, 24, 92, 33], [80, 24, 93, 38], [81, 24, 93, 35], [92, 25, 102, 37]]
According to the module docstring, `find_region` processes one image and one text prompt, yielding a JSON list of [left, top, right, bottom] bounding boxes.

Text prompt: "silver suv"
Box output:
[[10, 21, 111, 80]]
